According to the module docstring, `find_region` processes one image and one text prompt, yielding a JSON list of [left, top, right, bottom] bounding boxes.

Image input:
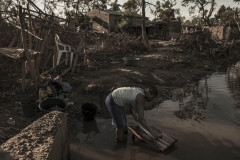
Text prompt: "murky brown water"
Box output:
[[70, 63, 240, 160]]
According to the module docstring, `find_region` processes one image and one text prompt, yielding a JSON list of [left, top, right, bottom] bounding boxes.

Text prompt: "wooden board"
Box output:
[[0, 48, 39, 59], [128, 125, 177, 152]]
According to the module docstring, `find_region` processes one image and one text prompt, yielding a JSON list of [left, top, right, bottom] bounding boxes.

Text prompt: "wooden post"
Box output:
[[19, 5, 37, 87], [17, 32, 23, 48], [53, 44, 57, 73], [71, 46, 84, 73], [42, 50, 53, 70], [21, 60, 26, 91], [8, 33, 18, 48], [27, 3, 33, 50], [0, 11, 2, 24], [71, 53, 79, 74], [36, 29, 51, 79]]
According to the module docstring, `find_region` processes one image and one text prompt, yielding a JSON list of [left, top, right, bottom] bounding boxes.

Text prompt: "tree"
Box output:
[[152, 1, 161, 18], [122, 0, 140, 13], [141, 0, 151, 50], [182, 16, 203, 26], [118, 10, 136, 29], [234, 8, 240, 31], [214, 5, 235, 25], [214, 4, 240, 31], [41, 0, 109, 15], [122, 0, 152, 50], [191, 16, 204, 26], [182, 0, 216, 26], [118, 0, 139, 29], [0, 0, 20, 19], [91, 0, 108, 10], [152, 0, 180, 22], [183, 19, 191, 26], [110, 0, 121, 11]]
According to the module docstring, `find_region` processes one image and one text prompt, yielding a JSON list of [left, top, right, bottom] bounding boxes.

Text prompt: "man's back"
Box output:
[[112, 87, 145, 107]]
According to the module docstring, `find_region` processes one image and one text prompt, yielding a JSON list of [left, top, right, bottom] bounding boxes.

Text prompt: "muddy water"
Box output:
[[70, 63, 240, 160]]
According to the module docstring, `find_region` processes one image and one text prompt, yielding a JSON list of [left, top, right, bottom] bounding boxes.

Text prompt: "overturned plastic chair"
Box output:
[[55, 34, 73, 67]]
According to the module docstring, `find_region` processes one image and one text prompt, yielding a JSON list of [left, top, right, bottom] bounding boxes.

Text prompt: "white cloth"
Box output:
[[112, 87, 145, 108]]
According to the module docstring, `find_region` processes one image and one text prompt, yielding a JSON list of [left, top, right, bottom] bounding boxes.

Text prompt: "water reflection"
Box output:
[[83, 120, 100, 134], [227, 62, 240, 109], [171, 61, 240, 123], [172, 79, 209, 121]]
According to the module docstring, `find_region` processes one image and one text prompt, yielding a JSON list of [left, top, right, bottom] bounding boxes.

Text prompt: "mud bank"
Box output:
[[1, 111, 69, 160]]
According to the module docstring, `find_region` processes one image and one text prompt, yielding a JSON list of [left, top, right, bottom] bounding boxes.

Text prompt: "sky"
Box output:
[[35, 0, 240, 20], [118, 0, 239, 20]]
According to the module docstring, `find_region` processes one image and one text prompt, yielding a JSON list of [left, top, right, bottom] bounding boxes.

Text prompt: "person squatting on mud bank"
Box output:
[[105, 86, 159, 142]]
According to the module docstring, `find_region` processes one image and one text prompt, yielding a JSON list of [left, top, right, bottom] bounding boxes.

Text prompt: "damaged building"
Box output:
[[86, 9, 181, 40], [204, 24, 240, 40], [86, 9, 146, 33]]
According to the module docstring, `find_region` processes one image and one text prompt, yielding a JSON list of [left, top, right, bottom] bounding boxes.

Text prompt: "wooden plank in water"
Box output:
[[129, 125, 177, 152], [150, 126, 177, 145]]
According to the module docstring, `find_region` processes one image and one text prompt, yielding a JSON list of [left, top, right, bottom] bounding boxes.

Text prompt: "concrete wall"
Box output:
[[203, 26, 225, 40], [1, 111, 69, 160], [204, 25, 240, 40]]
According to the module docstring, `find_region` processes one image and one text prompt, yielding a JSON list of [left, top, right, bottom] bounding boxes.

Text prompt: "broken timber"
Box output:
[[19, 5, 37, 87]]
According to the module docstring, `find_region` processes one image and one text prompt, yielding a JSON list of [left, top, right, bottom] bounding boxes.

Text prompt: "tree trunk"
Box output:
[[141, 0, 152, 51], [36, 29, 51, 79], [27, 3, 33, 50], [234, 8, 240, 32], [206, 0, 215, 26], [0, 11, 1, 18], [19, 5, 37, 87], [21, 59, 26, 91]]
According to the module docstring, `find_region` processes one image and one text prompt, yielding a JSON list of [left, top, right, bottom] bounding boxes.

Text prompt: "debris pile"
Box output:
[[0, 20, 15, 47], [180, 29, 217, 55], [70, 32, 147, 71], [181, 29, 240, 59]]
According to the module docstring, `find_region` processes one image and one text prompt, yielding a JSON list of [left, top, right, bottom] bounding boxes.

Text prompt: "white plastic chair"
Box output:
[[55, 34, 73, 67]]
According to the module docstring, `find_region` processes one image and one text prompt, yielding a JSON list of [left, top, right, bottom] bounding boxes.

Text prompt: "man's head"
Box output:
[[144, 86, 158, 101]]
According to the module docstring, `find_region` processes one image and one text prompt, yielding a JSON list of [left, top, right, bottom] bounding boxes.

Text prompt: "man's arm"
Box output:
[[136, 94, 158, 138], [130, 106, 138, 122]]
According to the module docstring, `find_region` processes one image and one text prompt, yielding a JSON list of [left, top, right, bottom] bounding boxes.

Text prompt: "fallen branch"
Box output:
[[7, 20, 43, 41]]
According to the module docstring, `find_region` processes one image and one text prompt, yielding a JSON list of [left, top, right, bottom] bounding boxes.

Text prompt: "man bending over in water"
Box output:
[[105, 86, 158, 142]]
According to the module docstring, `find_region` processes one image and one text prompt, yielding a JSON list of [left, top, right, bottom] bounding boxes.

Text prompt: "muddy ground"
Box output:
[[0, 40, 239, 148]]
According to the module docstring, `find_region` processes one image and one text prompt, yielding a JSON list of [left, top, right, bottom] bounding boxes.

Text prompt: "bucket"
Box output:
[[39, 98, 66, 112], [82, 103, 97, 121], [21, 99, 37, 118]]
